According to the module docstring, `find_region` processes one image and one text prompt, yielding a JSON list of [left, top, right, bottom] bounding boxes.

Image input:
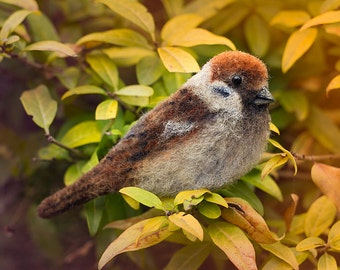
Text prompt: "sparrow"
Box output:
[[38, 51, 274, 218]]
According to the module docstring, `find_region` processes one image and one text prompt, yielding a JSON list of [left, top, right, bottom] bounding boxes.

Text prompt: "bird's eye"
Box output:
[[232, 75, 242, 86]]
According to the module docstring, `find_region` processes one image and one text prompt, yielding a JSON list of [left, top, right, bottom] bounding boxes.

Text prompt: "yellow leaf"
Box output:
[[158, 47, 200, 73], [168, 212, 203, 241], [270, 122, 280, 135], [95, 100, 118, 120], [222, 197, 279, 244], [305, 196, 337, 237], [0, 9, 32, 40], [261, 155, 289, 179], [245, 14, 270, 57], [60, 121, 101, 148], [260, 242, 299, 270], [270, 10, 311, 28], [181, 0, 235, 19], [97, 0, 155, 41], [317, 253, 338, 270], [268, 139, 297, 175], [168, 28, 235, 50], [311, 163, 340, 212], [208, 222, 257, 270], [204, 192, 229, 208], [296, 237, 326, 251], [161, 14, 204, 43], [282, 28, 318, 73], [77, 29, 151, 49], [301, 10, 340, 30], [61, 85, 107, 100], [121, 194, 140, 210], [174, 189, 210, 206], [326, 74, 340, 96], [103, 46, 154, 66], [139, 216, 169, 240], [119, 187, 163, 210], [329, 222, 340, 251], [98, 218, 172, 269], [115, 85, 154, 97], [24, 40, 77, 57]]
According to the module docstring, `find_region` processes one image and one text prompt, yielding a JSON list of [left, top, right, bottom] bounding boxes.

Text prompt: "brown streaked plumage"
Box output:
[[38, 51, 274, 218]]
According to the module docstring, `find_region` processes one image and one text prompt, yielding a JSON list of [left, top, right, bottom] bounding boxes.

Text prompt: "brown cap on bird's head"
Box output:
[[210, 51, 268, 91]]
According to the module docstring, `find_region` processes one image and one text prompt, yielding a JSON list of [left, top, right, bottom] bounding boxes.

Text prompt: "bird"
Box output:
[[38, 51, 274, 218]]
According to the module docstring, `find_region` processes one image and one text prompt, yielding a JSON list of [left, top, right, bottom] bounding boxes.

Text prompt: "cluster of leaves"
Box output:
[[2, 0, 340, 269]]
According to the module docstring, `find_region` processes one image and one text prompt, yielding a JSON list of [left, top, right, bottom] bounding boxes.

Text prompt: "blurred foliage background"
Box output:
[[1, 0, 340, 269]]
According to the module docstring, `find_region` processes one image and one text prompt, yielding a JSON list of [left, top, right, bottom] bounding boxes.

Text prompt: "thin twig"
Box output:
[[292, 152, 340, 162], [45, 134, 88, 160]]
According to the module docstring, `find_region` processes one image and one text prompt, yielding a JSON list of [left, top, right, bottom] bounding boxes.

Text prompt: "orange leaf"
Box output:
[[222, 197, 279, 244], [283, 194, 299, 232], [326, 74, 340, 96], [311, 163, 340, 212]]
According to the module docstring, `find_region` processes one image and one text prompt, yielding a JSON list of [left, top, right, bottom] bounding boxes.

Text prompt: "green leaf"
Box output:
[[136, 55, 165, 85], [245, 14, 270, 57], [24, 40, 77, 57], [278, 90, 309, 121], [164, 242, 211, 270], [158, 47, 200, 73], [26, 11, 59, 41], [305, 106, 340, 153], [62, 85, 107, 100], [161, 14, 204, 43], [85, 196, 106, 236], [168, 28, 235, 50], [56, 67, 80, 89], [198, 201, 221, 219], [168, 212, 204, 241], [97, 0, 155, 41], [282, 28, 318, 73], [64, 162, 84, 186], [241, 169, 283, 202], [296, 237, 325, 251], [119, 187, 164, 210], [317, 253, 338, 270], [77, 29, 151, 49], [270, 10, 311, 28], [95, 100, 118, 120], [260, 242, 299, 270], [305, 196, 337, 237], [98, 218, 172, 270], [86, 54, 119, 90], [20, 85, 57, 134], [208, 222, 257, 270], [60, 121, 102, 148], [0, 9, 32, 40], [301, 10, 340, 30]]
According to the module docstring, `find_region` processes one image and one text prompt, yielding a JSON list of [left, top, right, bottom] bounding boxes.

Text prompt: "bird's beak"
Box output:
[[253, 87, 274, 105]]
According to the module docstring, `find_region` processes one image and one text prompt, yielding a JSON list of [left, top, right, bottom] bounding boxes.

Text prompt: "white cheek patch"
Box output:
[[162, 120, 194, 140]]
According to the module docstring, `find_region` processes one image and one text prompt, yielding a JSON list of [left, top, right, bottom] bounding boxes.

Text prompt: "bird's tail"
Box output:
[[37, 165, 116, 218]]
